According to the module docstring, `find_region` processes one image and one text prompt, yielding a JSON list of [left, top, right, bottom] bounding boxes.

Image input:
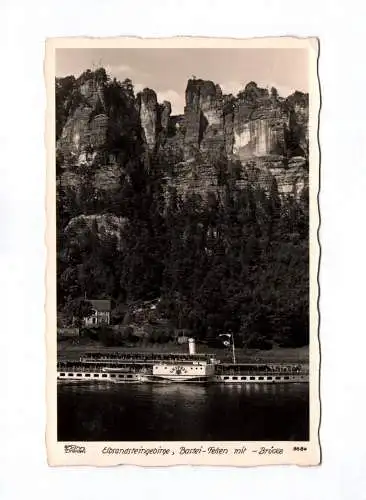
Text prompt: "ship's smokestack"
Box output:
[[188, 338, 196, 355]]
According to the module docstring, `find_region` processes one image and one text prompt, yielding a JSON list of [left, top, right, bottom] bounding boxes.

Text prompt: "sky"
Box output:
[[56, 48, 308, 115]]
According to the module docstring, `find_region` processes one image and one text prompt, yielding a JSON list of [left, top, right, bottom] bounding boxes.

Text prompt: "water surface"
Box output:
[[58, 382, 309, 441]]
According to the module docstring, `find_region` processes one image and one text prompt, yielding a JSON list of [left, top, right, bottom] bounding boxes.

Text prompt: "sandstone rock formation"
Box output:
[[135, 91, 172, 151], [160, 100, 172, 130], [65, 214, 128, 251], [56, 69, 309, 203], [183, 79, 225, 160], [56, 71, 142, 206], [136, 88, 158, 151], [57, 78, 108, 165], [174, 79, 309, 197]]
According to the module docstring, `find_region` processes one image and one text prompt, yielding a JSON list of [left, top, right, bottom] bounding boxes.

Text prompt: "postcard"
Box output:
[[45, 36, 320, 466]]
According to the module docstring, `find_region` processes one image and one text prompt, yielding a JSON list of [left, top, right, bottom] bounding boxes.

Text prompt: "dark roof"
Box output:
[[88, 299, 111, 312]]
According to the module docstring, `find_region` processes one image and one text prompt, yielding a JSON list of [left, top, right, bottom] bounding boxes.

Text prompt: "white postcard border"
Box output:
[[45, 36, 320, 467]]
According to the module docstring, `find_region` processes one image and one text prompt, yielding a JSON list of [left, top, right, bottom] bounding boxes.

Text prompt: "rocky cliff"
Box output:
[[168, 79, 309, 198], [56, 69, 309, 218]]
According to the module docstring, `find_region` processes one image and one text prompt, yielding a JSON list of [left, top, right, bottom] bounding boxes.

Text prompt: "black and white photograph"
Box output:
[[47, 37, 320, 465]]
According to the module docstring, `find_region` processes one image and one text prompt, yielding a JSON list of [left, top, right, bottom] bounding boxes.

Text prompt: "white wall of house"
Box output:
[[84, 310, 110, 326]]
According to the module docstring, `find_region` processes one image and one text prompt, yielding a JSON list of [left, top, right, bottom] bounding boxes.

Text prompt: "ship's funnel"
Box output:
[[188, 338, 196, 355]]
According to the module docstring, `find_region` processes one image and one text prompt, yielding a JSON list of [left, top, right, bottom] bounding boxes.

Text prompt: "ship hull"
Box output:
[[57, 371, 308, 384]]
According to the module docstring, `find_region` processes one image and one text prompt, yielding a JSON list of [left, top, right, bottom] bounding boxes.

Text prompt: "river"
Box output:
[[57, 382, 309, 441]]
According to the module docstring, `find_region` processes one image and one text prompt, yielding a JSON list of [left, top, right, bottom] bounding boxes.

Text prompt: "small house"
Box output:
[[83, 299, 111, 327]]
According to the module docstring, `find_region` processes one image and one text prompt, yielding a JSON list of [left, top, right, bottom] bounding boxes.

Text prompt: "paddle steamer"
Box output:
[[57, 339, 308, 384]]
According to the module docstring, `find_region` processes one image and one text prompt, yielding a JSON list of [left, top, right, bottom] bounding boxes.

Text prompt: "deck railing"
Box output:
[[79, 352, 216, 363], [57, 362, 152, 374], [216, 363, 308, 375]]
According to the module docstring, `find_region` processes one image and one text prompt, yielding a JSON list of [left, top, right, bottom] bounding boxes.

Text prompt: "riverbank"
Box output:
[[57, 339, 308, 364]]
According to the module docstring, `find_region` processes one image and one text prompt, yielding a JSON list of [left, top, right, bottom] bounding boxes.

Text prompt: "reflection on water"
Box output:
[[57, 382, 309, 442], [148, 383, 208, 399]]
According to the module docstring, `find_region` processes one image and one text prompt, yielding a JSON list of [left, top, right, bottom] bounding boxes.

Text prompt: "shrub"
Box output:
[[244, 334, 273, 350]]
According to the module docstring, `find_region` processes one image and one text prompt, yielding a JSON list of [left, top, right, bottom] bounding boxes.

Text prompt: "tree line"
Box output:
[[57, 155, 308, 348]]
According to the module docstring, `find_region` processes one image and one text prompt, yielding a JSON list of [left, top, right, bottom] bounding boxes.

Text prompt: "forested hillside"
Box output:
[[56, 68, 309, 348]]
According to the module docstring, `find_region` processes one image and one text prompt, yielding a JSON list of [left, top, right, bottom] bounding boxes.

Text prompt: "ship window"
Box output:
[[258, 376, 264, 380], [284, 376, 289, 380], [118, 375, 124, 378], [241, 377, 246, 380], [267, 376, 273, 380], [85, 374, 90, 377], [232, 376, 238, 380], [102, 374, 107, 378], [275, 376, 281, 380], [68, 373, 73, 377], [110, 374, 116, 378], [93, 374, 99, 377], [127, 375, 132, 378], [223, 376, 229, 380], [60, 373, 65, 377], [77, 373, 82, 377], [250, 376, 255, 380]]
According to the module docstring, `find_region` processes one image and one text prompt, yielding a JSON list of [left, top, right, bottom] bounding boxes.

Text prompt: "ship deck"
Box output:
[[57, 360, 308, 376]]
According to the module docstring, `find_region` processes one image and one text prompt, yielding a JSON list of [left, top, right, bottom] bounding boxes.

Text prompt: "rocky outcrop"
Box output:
[[160, 100, 172, 130], [135, 91, 173, 151], [229, 83, 287, 159], [184, 79, 225, 160], [136, 88, 158, 151], [65, 214, 128, 251], [165, 158, 220, 200], [56, 69, 309, 202], [286, 91, 309, 158], [175, 79, 309, 196], [56, 71, 143, 199], [57, 77, 109, 165]]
